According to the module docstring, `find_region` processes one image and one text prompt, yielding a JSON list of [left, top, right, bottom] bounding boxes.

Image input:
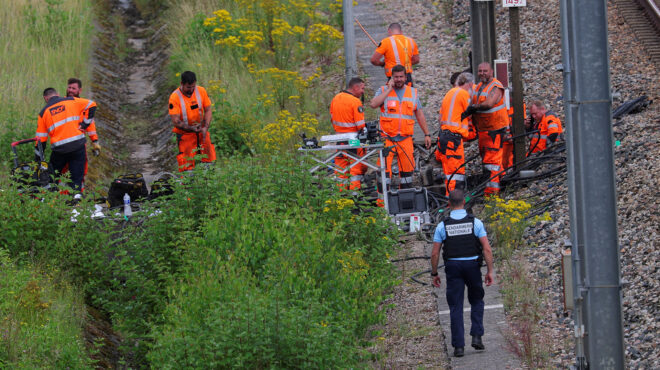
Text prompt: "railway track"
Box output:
[[612, 0, 660, 67]]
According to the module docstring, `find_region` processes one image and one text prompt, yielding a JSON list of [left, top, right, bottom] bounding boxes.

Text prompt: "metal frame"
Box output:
[[299, 143, 390, 211]]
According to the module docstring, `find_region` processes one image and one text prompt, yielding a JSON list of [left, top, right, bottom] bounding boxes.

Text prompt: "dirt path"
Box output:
[[91, 0, 173, 188]]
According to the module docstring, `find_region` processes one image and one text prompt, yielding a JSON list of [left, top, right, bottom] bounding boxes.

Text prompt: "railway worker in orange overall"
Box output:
[[168, 71, 216, 172], [370, 23, 420, 86], [329, 77, 367, 190], [36, 88, 97, 190], [435, 73, 475, 194], [370, 65, 432, 190], [525, 101, 563, 155], [463, 62, 509, 195], [63, 78, 100, 185]]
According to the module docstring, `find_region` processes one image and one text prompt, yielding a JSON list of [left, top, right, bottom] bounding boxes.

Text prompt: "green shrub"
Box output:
[[0, 249, 90, 369], [148, 156, 399, 367]]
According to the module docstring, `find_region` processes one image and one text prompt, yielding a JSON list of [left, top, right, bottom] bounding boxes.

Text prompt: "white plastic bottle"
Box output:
[[123, 193, 132, 217]]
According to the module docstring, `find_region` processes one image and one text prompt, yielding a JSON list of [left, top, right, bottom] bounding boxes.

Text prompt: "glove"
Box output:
[[462, 104, 479, 119], [92, 141, 101, 156]]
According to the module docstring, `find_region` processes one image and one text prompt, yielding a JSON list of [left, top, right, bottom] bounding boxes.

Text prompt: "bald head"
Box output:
[[477, 62, 493, 84]]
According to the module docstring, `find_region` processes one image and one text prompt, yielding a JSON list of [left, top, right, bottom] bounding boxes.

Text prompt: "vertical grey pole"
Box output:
[[508, 7, 525, 168], [470, 0, 497, 73], [343, 0, 357, 88], [560, 1, 624, 368]]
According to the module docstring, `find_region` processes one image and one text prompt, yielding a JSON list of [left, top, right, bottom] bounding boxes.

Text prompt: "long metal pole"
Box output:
[[508, 7, 525, 168], [343, 0, 358, 88], [470, 0, 497, 73], [560, 1, 624, 368]]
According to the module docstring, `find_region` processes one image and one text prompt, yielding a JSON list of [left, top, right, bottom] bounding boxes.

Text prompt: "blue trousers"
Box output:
[[50, 145, 87, 190], [445, 259, 485, 348]]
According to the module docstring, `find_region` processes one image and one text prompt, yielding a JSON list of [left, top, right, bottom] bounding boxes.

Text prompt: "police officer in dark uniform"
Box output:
[[430, 189, 494, 357]]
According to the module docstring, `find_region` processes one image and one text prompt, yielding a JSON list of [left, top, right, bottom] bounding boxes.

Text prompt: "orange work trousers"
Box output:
[[478, 129, 505, 195], [379, 136, 415, 189], [335, 147, 367, 190], [436, 130, 466, 195], [176, 132, 216, 172]]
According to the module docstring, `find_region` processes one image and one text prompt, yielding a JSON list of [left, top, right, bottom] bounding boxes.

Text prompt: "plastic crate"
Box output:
[[387, 187, 428, 215]]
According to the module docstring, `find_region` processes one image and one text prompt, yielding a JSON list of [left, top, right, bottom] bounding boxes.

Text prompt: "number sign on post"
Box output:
[[503, 0, 526, 7]]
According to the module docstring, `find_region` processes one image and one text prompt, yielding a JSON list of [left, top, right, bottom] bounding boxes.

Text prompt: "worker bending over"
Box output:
[[526, 101, 563, 155], [370, 65, 432, 190], [370, 23, 419, 86], [169, 71, 216, 172], [463, 62, 509, 195], [436, 73, 475, 194], [36, 88, 97, 190], [329, 77, 367, 190]]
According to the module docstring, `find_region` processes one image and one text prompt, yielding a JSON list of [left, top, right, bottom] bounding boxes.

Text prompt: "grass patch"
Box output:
[[481, 196, 553, 367], [0, 0, 93, 170], [0, 249, 91, 368]]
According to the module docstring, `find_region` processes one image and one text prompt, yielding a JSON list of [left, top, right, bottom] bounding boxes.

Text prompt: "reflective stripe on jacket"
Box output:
[[530, 111, 563, 153], [36, 96, 90, 153], [439, 87, 471, 139], [329, 91, 365, 133], [377, 35, 418, 77], [379, 85, 417, 137], [471, 78, 509, 131]]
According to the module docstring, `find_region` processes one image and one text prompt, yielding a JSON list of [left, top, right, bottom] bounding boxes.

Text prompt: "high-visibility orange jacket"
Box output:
[[471, 78, 509, 131], [74, 97, 98, 142], [375, 34, 419, 77], [439, 87, 471, 139], [169, 86, 212, 134], [378, 85, 419, 138], [36, 96, 93, 153], [529, 111, 563, 153], [329, 91, 365, 133]]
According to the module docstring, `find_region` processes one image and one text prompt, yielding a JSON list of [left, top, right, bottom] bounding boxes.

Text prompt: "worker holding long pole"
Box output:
[[369, 23, 420, 86]]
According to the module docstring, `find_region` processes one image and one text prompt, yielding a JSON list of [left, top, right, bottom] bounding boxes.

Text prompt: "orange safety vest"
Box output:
[[329, 91, 365, 133], [36, 96, 93, 152], [170, 86, 209, 134], [379, 85, 417, 137], [439, 87, 471, 139], [530, 111, 562, 153], [471, 78, 509, 131], [377, 35, 418, 77]]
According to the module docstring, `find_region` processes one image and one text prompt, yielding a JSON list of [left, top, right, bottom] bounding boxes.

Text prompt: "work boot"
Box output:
[[453, 347, 464, 357], [471, 335, 485, 350]]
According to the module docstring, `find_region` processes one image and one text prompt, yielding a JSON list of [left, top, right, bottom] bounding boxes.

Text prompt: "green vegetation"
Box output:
[[0, 0, 402, 367], [0, 0, 93, 169], [164, 0, 345, 154], [0, 249, 90, 368], [481, 196, 552, 367], [1, 157, 399, 366]]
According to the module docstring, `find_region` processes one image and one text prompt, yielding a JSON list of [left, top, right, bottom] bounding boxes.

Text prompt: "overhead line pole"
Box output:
[[508, 6, 526, 168], [470, 0, 497, 72], [560, 0, 625, 368], [343, 0, 358, 88]]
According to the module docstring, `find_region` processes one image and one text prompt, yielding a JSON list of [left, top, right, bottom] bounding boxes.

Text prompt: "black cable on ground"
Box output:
[[390, 256, 430, 263]]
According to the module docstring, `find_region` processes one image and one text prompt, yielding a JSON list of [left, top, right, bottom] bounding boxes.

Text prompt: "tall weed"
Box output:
[[0, 0, 92, 161]]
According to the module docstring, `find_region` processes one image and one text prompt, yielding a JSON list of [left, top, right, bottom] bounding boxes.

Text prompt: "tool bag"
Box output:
[[10, 138, 54, 190], [107, 173, 149, 207], [11, 161, 53, 189], [149, 172, 175, 200]]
